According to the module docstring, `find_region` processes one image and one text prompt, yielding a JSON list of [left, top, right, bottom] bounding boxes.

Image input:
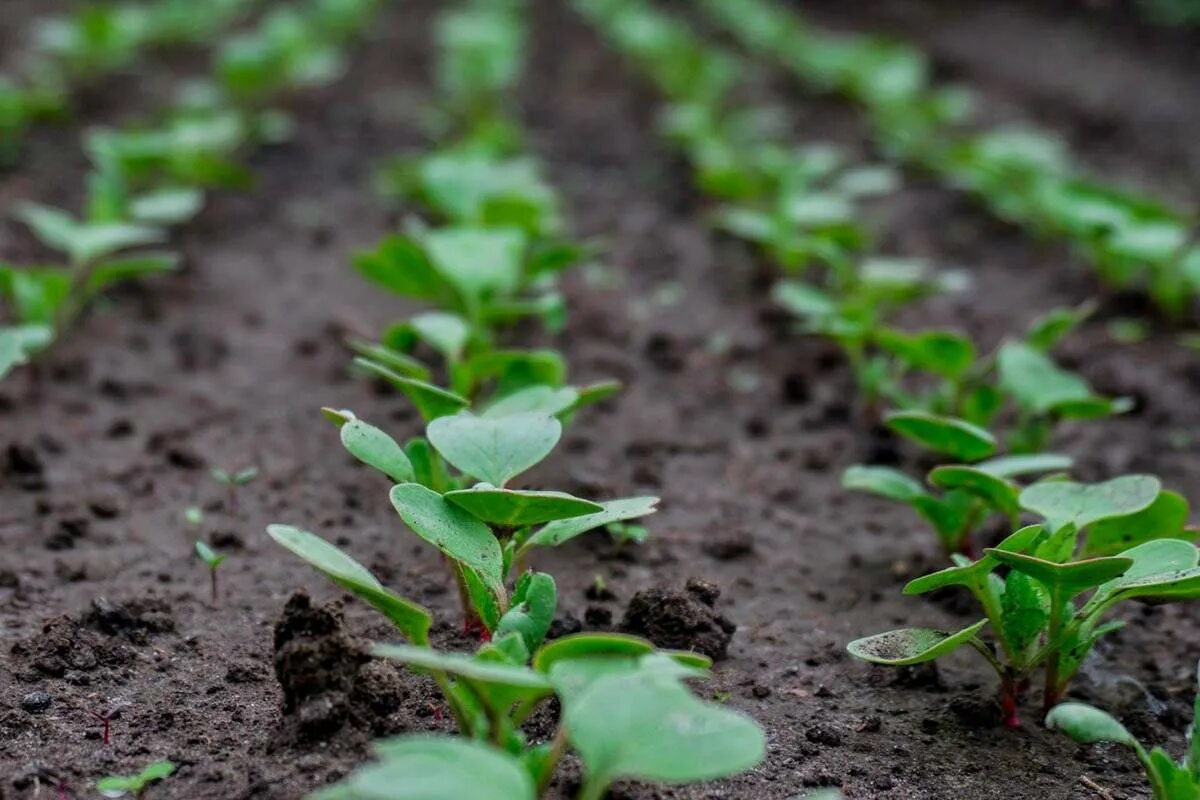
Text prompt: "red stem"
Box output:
[[1000, 676, 1021, 728]]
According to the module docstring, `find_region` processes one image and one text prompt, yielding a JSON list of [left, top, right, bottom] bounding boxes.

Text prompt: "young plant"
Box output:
[[302, 405, 658, 633], [848, 476, 1200, 726], [195, 541, 227, 605], [1047, 661, 1200, 800], [87, 701, 130, 746], [211, 465, 259, 515], [96, 760, 175, 799], [267, 525, 762, 800]]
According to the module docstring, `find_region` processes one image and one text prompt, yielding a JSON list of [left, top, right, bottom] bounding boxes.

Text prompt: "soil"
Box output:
[[2, 1, 1199, 798]]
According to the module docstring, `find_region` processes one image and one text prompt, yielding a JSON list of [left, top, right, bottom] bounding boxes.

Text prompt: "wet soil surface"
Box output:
[[2, 1, 1199, 798]]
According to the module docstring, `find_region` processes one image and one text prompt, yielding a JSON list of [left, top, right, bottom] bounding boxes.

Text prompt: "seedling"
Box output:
[[211, 465, 259, 515], [267, 522, 762, 799], [96, 760, 175, 799], [849, 476, 1200, 725], [1047, 660, 1200, 799], [195, 541, 227, 605], [184, 506, 203, 527], [280, 406, 658, 632], [87, 701, 129, 745]]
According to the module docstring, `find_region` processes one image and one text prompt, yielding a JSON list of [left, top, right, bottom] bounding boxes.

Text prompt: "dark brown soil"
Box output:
[[3, 1, 1199, 799]]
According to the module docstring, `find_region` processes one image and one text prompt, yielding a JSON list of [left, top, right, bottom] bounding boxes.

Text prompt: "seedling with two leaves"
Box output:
[[268, 523, 762, 800], [96, 760, 175, 799], [211, 465, 259, 515], [1047, 659, 1200, 800], [849, 474, 1200, 726]]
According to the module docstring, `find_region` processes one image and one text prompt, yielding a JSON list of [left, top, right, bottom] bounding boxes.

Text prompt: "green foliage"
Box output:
[[849, 505, 1200, 721], [314, 637, 763, 800], [96, 760, 175, 798], [194, 541, 226, 570], [1047, 660, 1200, 799]]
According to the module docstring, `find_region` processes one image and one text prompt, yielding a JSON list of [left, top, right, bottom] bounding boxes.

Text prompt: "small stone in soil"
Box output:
[[20, 691, 52, 713]]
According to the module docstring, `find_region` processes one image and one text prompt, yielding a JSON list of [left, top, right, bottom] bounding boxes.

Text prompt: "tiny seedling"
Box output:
[[1047, 660, 1200, 800], [96, 760, 175, 799], [848, 475, 1200, 725], [211, 465, 259, 515], [195, 541, 227, 605], [184, 506, 203, 527], [87, 701, 129, 746]]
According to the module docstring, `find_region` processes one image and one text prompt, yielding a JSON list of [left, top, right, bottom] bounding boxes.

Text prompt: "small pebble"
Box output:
[[20, 691, 52, 713]]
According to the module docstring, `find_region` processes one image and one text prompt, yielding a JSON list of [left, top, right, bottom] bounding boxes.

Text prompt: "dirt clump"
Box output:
[[619, 578, 736, 660]]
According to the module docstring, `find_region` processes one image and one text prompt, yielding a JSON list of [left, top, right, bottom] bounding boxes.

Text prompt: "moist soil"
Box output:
[[2, 1, 1199, 798]]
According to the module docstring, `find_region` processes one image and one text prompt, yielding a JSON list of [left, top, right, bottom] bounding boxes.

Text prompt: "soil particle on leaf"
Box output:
[[272, 591, 406, 742], [619, 578, 736, 660]]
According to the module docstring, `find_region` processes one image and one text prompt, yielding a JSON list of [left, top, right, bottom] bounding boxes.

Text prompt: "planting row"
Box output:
[[579, 0, 1200, 796], [0, 0, 386, 382], [695, 0, 1200, 317], [254, 0, 771, 798]]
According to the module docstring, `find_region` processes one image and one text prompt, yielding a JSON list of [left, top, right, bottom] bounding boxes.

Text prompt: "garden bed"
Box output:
[[2, 1, 1198, 798]]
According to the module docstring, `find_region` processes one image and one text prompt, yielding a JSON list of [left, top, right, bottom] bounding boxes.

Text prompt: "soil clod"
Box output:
[[619, 578, 736, 660]]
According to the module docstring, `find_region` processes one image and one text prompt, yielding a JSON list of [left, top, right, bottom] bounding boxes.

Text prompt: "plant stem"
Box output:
[[576, 775, 608, 800], [209, 568, 219, 605], [537, 726, 570, 797], [999, 673, 1021, 729], [1042, 590, 1066, 716]]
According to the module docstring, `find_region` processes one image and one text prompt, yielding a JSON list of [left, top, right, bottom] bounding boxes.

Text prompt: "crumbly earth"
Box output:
[[2, 1, 1199, 798]]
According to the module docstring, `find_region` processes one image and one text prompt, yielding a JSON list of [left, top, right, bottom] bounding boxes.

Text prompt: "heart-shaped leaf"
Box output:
[[267, 524, 431, 645], [846, 619, 987, 665], [1020, 475, 1161, 532], [340, 419, 414, 483], [445, 485, 602, 526], [564, 658, 765, 791], [998, 341, 1114, 415], [985, 549, 1132, 598], [1084, 490, 1192, 556], [427, 411, 561, 487], [483, 385, 580, 418], [313, 736, 535, 800], [424, 226, 526, 303], [390, 483, 503, 592], [522, 496, 660, 551], [885, 410, 997, 461]]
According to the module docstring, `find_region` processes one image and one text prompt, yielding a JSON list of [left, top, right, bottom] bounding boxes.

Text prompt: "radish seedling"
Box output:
[[195, 541, 227, 605], [96, 760, 174, 799], [1047, 660, 1200, 799], [849, 479, 1200, 724], [211, 465, 259, 515]]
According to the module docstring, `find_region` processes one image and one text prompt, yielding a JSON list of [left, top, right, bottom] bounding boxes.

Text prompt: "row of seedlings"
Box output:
[[695, 0, 1200, 318], [265, 1, 769, 798], [0, 0, 389, 381], [0, 0, 262, 166], [577, 0, 1200, 781]]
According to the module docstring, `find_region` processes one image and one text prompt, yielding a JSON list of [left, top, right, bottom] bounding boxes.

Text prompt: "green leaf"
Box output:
[[353, 234, 451, 302], [928, 465, 1018, 516], [846, 620, 988, 665], [340, 419, 414, 483], [841, 464, 927, 502], [371, 643, 552, 710], [533, 632, 659, 674], [315, 736, 535, 800], [194, 541, 224, 569], [1046, 702, 1138, 748], [974, 453, 1074, 478], [393, 311, 471, 363], [348, 339, 431, 381], [1025, 303, 1095, 351], [353, 358, 469, 421], [522, 496, 659, 551], [129, 187, 204, 225], [564, 659, 765, 791], [87, 253, 179, 295], [1089, 539, 1200, 608], [390, 483, 504, 592], [997, 341, 1112, 416], [266, 524, 431, 646], [986, 549, 1132, 598], [1084, 490, 1192, 556], [424, 226, 526, 303], [1020, 475, 1161, 532], [483, 385, 580, 418], [495, 572, 557, 652], [885, 410, 997, 461], [426, 411, 561, 487], [875, 328, 975, 379], [904, 525, 1044, 595], [445, 486, 602, 526]]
